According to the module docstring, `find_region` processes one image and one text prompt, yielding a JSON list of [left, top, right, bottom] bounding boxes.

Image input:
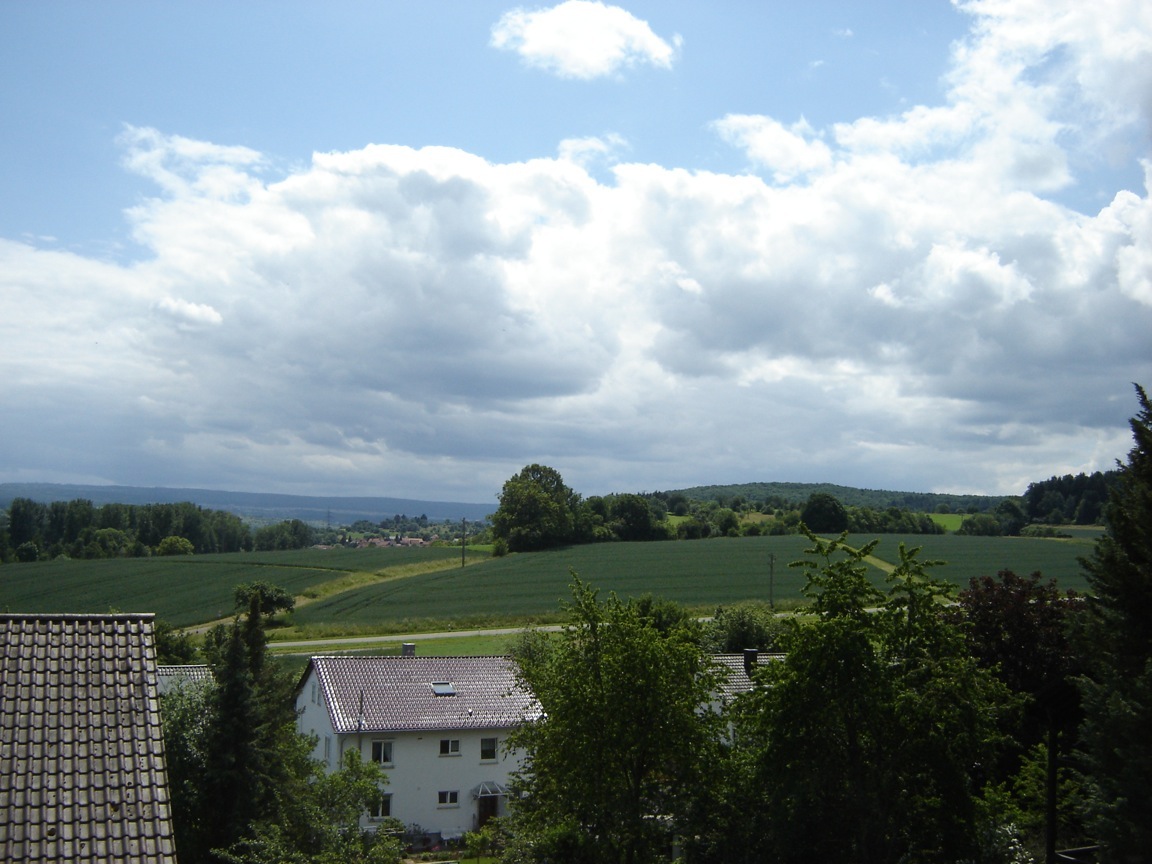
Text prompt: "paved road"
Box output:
[[269, 625, 558, 653]]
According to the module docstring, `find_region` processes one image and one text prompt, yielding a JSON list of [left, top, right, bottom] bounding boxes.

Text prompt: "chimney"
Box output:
[[743, 648, 758, 678], [402, 642, 416, 657]]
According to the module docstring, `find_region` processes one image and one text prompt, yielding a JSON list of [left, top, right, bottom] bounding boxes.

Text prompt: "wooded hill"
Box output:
[[664, 481, 1006, 513]]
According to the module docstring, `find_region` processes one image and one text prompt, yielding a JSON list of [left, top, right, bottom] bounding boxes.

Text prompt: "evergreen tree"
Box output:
[[1078, 383, 1152, 862]]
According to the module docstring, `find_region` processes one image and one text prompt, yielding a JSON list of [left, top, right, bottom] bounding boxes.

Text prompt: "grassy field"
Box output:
[[2, 532, 1095, 632], [0, 546, 484, 627], [287, 533, 1095, 632]]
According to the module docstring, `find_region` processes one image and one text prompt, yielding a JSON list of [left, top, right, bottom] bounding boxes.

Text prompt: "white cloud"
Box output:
[[2, 1, 1151, 500], [491, 1, 680, 79], [713, 115, 833, 183]]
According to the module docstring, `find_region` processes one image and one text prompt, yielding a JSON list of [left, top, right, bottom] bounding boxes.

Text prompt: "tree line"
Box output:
[[0, 497, 317, 563], [491, 466, 945, 554]]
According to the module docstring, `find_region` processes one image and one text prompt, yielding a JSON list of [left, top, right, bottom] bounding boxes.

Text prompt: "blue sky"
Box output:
[[2, 1, 1151, 503]]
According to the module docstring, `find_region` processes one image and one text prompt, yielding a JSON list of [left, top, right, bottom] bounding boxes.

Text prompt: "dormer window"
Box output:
[[431, 681, 456, 696]]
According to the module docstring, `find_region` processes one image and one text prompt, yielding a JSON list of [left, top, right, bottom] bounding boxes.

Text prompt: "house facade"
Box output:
[[296, 655, 536, 841]]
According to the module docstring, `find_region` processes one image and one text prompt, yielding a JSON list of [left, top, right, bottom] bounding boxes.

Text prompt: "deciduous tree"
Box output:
[[505, 577, 724, 864], [492, 464, 586, 552], [730, 533, 1009, 863]]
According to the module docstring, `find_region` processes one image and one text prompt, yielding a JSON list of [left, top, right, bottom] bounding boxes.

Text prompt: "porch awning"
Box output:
[[471, 781, 510, 799]]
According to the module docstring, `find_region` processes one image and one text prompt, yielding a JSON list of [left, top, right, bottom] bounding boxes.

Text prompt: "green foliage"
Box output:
[[666, 480, 1006, 514], [1078, 383, 1152, 860], [725, 532, 1010, 863], [157, 535, 195, 556], [506, 577, 724, 864], [162, 581, 396, 864], [800, 492, 848, 533], [707, 601, 788, 653], [254, 519, 315, 551], [154, 618, 198, 664], [492, 464, 586, 552], [1, 496, 254, 558]]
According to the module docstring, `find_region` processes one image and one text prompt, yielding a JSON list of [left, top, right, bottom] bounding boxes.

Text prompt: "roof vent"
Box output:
[[431, 681, 456, 697], [401, 642, 416, 657]]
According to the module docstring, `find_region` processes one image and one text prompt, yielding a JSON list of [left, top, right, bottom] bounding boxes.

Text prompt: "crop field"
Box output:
[[1, 533, 1094, 630], [0, 546, 478, 627], [289, 532, 1094, 629]]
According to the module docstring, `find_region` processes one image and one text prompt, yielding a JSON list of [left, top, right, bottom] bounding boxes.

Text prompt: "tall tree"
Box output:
[[1078, 383, 1152, 862], [800, 492, 848, 533], [491, 464, 586, 552], [731, 533, 1009, 864], [505, 577, 724, 864]]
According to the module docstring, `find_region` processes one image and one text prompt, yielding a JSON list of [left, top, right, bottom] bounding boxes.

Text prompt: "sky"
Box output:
[[2, 1, 1151, 505]]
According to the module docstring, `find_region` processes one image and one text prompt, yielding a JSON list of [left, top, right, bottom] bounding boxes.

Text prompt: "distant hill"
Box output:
[[668, 481, 1006, 513], [0, 483, 495, 525]]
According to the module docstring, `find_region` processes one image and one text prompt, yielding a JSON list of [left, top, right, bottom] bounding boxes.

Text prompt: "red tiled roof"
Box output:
[[308, 655, 537, 734], [0, 613, 177, 864]]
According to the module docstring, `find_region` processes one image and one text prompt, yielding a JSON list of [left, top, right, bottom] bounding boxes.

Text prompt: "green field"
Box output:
[[0, 546, 481, 627], [289, 533, 1095, 630], [1, 533, 1095, 631]]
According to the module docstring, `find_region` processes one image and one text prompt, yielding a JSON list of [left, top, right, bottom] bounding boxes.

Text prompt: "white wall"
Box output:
[[345, 727, 519, 838], [295, 671, 521, 840]]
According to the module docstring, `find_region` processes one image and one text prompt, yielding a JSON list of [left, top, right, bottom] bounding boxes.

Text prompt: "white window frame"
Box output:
[[437, 790, 459, 807], [371, 739, 394, 766], [439, 738, 460, 756], [480, 737, 498, 761], [369, 792, 393, 820]]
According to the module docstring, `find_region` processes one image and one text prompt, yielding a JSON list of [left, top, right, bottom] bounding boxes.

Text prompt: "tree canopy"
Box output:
[[491, 464, 587, 552], [505, 577, 723, 864]]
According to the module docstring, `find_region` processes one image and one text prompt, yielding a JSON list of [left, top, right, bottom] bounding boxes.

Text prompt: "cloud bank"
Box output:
[[1, 0, 1150, 501]]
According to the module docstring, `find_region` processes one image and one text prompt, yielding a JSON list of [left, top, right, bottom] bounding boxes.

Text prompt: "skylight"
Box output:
[[431, 681, 456, 696]]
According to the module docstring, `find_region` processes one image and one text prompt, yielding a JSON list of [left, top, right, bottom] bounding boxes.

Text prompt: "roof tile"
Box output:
[[0, 614, 177, 864], [308, 655, 538, 734]]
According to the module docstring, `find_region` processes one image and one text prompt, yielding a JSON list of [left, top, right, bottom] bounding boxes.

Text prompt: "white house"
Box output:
[[296, 654, 536, 842]]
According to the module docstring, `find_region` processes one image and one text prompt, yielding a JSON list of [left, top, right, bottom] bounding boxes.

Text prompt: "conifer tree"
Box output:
[[1078, 383, 1152, 862]]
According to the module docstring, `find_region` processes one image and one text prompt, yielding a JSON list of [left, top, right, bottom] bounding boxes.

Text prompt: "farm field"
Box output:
[[0, 546, 480, 627], [1, 532, 1095, 631], [289, 533, 1095, 631]]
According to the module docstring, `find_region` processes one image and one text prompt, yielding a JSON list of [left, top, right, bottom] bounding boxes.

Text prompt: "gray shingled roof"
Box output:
[[713, 651, 785, 699], [308, 655, 537, 734], [0, 614, 177, 864], [156, 664, 213, 695]]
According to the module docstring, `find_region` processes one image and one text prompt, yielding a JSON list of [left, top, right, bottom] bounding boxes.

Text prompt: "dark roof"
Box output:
[[156, 664, 213, 694], [713, 651, 785, 699], [307, 655, 537, 734], [0, 614, 177, 864]]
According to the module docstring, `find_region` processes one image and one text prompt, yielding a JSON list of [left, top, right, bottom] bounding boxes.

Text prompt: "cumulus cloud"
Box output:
[[1, 0, 1150, 500], [491, 1, 680, 79]]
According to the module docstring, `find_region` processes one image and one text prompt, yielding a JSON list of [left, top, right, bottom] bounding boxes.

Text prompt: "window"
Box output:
[[480, 737, 498, 761], [439, 738, 460, 756], [371, 740, 394, 765], [431, 681, 456, 696], [438, 790, 459, 807], [324, 735, 331, 762], [370, 793, 392, 819]]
